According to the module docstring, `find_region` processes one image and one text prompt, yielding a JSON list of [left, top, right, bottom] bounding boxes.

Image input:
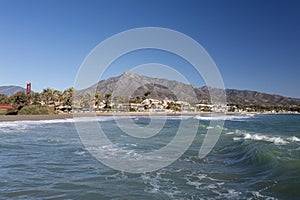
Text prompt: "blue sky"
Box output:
[[0, 0, 299, 97]]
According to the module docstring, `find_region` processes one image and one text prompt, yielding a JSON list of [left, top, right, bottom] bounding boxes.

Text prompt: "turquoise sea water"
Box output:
[[0, 114, 299, 199]]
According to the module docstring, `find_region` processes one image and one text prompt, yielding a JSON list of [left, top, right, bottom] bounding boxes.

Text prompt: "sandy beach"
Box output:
[[0, 111, 265, 122], [0, 112, 186, 122], [0, 112, 199, 122], [0, 114, 74, 122], [0, 113, 161, 122]]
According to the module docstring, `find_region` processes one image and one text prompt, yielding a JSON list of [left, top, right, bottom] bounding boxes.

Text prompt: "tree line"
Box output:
[[0, 87, 74, 115], [1, 87, 299, 115], [0, 88, 127, 114]]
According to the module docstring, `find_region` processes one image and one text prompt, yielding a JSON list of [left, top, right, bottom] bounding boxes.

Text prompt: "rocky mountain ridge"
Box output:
[[78, 71, 300, 107]]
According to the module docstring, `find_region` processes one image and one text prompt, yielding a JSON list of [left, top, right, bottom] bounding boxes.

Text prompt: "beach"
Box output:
[[0, 111, 264, 122], [0, 111, 288, 122], [0, 114, 74, 122]]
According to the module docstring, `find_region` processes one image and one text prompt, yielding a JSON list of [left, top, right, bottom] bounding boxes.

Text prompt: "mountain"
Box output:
[[226, 89, 300, 107], [79, 71, 300, 107], [78, 71, 203, 102], [0, 85, 26, 96]]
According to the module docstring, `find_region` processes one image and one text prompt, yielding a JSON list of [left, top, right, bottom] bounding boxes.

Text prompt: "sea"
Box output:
[[0, 114, 299, 200]]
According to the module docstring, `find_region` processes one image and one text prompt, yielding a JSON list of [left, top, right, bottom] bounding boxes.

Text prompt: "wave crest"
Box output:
[[194, 114, 254, 121]]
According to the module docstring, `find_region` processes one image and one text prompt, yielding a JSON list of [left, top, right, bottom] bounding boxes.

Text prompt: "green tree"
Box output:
[[0, 94, 9, 104], [41, 88, 55, 105], [104, 93, 112, 109], [62, 87, 74, 106], [9, 91, 29, 110], [135, 96, 141, 103], [144, 91, 151, 97], [31, 92, 41, 105], [166, 102, 180, 111], [53, 90, 63, 106], [94, 91, 101, 110]]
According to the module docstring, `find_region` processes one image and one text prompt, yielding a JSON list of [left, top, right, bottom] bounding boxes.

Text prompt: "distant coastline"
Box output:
[[1, 71, 300, 117]]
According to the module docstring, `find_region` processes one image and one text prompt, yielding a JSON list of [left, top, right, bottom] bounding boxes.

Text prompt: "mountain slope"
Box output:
[[78, 71, 201, 102], [226, 89, 300, 107], [0, 86, 26, 96], [79, 71, 300, 107]]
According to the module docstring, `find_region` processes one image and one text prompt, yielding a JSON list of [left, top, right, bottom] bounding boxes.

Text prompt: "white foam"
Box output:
[[141, 172, 180, 198], [225, 132, 235, 135], [185, 172, 225, 195], [0, 116, 135, 132], [0, 121, 32, 133], [251, 191, 277, 200], [186, 179, 203, 189], [194, 114, 254, 121], [141, 115, 192, 120], [74, 150, 86, 155], [238, 133, 288, 145], [0, 115, 195, 133], [287, 136, 300, 142], [86, 144, 146, 161], [233, 137, 242, 141]]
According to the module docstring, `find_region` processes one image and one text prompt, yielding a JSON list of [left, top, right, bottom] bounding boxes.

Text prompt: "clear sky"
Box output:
[[0, 0, 299, 98]]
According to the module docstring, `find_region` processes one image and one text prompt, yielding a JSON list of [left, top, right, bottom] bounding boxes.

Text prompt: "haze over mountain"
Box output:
[[79, 71, 300, 107], [0, 86, 26, 96]]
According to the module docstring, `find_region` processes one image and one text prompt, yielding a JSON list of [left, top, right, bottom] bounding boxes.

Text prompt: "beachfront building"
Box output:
[[211, 104, 229, 112], [175, 100, 190, 112], [129, 103, 145, 112]]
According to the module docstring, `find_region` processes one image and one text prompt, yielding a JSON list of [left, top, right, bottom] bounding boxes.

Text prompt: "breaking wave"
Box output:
[[194, 114, 255, 121]]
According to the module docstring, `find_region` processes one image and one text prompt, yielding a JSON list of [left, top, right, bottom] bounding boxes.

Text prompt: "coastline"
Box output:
[[0, 112, 195, 122], [0, 111, 298, 122], [0, 114, 74, 122], [0, 111, 278, 122]]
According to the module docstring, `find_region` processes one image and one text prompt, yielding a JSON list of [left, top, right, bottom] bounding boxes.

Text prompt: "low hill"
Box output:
[[0, 86, 26, 96]]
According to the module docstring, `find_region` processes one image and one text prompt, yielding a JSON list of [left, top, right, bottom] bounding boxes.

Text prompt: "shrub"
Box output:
[[0, 108, 7, 115], [19, 105, 55, 115]]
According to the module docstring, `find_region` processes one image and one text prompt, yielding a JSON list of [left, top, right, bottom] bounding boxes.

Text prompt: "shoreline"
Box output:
[[0, 111, 297, 122], [0, 112, 196, 122]]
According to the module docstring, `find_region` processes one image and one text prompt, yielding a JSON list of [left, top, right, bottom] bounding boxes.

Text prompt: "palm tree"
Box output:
[[62, 87, 74, 107], [31, 92, 41, 105], [41, 88, 54, 105], [94, 91, 101, 110], [104, 93, 112, 109], [53, 90, 63, 106]]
